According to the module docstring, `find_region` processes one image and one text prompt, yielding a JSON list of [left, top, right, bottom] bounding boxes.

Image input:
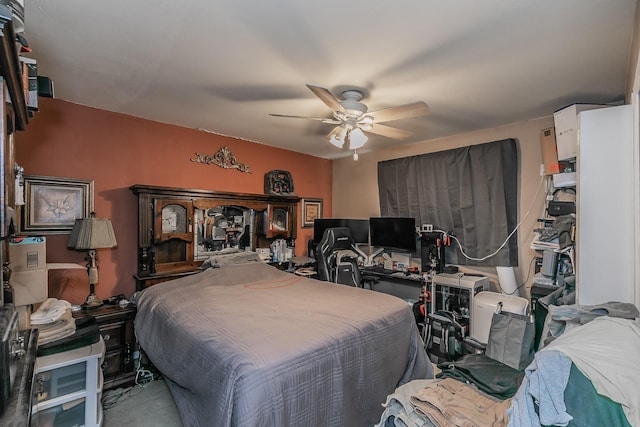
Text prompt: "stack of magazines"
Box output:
[[530, 229, 559, 251]]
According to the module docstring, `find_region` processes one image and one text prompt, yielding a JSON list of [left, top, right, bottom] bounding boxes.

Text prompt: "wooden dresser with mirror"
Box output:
[[130, 184, 300, 290]]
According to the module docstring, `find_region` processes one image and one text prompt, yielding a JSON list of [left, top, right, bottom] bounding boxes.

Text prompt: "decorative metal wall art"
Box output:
[[191, 147, 252, 173]]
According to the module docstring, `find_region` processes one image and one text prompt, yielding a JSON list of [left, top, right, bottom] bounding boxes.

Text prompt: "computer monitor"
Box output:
[[313, 218, 369, 244], [369, 217, 417, 253], [313, 219, 343, 243], [343, 219, 369, 244]]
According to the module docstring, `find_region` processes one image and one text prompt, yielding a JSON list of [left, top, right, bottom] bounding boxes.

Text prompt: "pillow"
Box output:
[[200, 249, 263, 269]]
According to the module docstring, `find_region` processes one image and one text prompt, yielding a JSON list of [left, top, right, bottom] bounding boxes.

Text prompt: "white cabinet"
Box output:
[[576, 104, 637, 306], [31, 337, 105, 427]]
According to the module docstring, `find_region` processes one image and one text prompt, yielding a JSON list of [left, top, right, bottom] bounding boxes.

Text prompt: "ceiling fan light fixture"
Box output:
[[348, 127, 368, 149], [270, 84, 432, 155], [328, 126, 347, 148], [342, 103, 368, 116], [329, 135, 344, 148], [333, 111, 347, 121], [340, 90, 368, 117]]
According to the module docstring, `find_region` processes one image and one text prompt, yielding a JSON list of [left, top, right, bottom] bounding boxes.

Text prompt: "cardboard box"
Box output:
[[9, 236, 46, 272], [540, 127, 560, 175], [10, 269, 47, 306], [9, 236, 47, 306], [554, 104, 607, 160]]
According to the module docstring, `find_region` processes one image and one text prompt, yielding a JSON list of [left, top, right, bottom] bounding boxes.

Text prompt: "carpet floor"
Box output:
[[102, 378, 183, 426]]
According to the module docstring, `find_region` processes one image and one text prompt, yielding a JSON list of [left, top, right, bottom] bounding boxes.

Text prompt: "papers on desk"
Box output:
[[289, 256, 316, 266]]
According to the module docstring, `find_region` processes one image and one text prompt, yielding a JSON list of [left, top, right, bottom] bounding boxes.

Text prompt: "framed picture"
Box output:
[[301, 198, 323, 228], [21, 175, 94, 234]]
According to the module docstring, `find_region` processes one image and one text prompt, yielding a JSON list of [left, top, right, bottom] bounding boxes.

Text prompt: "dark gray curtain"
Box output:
[[378, 138, 518, 266]]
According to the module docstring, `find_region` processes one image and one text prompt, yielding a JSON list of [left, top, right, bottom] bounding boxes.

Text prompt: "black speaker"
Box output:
[[37, 76, 55, 98], [420, 232, 444, 273], [541, 250, 558, 277]]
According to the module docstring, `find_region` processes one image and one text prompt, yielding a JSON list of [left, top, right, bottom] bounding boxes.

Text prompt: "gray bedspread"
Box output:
[[135, 262, 431, 427]]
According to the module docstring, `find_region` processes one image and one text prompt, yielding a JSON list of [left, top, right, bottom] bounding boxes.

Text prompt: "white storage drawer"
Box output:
[[35, 361, 88, 404], [32, 337, 105, 427], [34, 397, 86, 427]]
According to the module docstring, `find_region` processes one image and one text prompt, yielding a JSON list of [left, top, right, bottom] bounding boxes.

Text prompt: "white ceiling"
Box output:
[[22, 0, 638, 159]]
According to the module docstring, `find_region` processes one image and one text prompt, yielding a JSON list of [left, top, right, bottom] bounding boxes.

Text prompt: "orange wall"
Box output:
[[15, 98, 332, 304]]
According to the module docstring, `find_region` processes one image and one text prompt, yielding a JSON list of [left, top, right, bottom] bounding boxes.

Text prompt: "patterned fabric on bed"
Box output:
[[135, 262, 431, 427]]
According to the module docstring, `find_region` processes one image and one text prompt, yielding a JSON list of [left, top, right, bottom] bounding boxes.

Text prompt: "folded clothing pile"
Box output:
[[31, 298, 76, 345], [375, 377, 512, 427]]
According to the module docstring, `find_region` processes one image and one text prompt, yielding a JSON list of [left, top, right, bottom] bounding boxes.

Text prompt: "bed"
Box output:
[[134, 251, 431, 427]]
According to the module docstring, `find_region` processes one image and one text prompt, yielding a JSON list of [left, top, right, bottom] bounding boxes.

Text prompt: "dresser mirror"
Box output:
[[194, 206, 256, 260]]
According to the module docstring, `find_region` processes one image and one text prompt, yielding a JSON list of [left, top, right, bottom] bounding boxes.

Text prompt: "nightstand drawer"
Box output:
[[99, 322, 124, 351], [73, 305, 137, 390], [101, 350, 122, 378]]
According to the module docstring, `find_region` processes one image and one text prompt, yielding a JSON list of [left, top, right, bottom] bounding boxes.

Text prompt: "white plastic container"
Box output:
[[553, 104, 607, 160], [471, 291, 529, 344]]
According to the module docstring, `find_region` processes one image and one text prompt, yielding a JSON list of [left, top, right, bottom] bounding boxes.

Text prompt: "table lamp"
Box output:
[[67, 212, 117, 309]]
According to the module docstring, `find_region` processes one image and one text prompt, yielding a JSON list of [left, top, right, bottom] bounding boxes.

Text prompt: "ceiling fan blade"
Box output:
[[366, 123, 413, 140], [306, 84, 346, 113], [269, 113, 339, 124], [367, 101, 431, 123]]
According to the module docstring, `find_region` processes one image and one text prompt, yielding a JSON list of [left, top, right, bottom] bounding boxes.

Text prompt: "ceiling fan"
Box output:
[[270, 84, 431, 159]]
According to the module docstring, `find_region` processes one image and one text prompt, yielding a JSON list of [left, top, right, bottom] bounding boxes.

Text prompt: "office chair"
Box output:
[[315, 227, 362, 287]]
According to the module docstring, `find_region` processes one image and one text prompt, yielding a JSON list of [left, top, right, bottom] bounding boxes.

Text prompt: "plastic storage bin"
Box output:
[[471, 291, 529, 345], [32, 337, 105, 427]]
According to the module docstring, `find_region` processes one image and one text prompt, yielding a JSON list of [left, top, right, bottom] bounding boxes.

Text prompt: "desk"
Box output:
[[360, 268, 424, 300]]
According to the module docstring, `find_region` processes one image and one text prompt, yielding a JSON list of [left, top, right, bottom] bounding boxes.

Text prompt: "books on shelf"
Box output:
[[530, 232, 559, 251]]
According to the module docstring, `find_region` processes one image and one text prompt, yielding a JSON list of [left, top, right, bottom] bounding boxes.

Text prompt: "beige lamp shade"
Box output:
[[68, 215, 118, 250]]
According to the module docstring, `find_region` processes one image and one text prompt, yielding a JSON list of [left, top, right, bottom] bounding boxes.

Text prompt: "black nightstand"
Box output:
[[72, 304, 137, 390]]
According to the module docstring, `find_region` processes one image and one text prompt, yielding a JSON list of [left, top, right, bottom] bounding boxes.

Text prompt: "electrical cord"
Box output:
[[495, 255, 537, 295], [102, 384, 145, 410], [135, 366, 158, 385], [102, 367, 161, 410], [435, 174, 546, 262]]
